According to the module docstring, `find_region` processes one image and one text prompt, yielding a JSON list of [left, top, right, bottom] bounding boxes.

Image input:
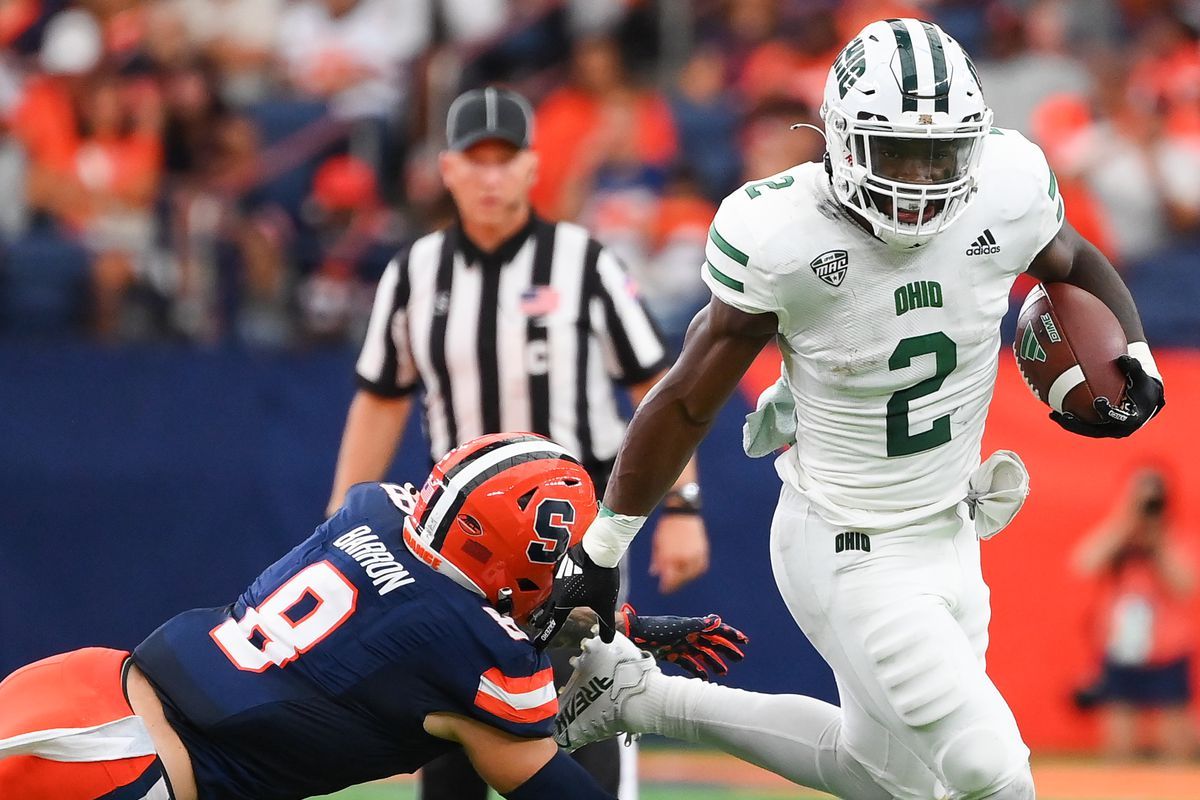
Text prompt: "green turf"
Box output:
[[313, 787, 1127, 800], [313, 788, 815, 800]]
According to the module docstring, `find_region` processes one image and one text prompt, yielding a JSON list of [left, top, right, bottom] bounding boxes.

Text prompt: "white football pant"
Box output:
[[631, 484, 1034, 799], [769, 484, 1032, 799]]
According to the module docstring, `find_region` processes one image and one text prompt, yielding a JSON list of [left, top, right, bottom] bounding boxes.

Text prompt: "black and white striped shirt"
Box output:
[[356, 215, 669, 468]]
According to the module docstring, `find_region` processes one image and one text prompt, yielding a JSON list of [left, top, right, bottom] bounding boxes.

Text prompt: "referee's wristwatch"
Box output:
[[662, 482, 702, 515]]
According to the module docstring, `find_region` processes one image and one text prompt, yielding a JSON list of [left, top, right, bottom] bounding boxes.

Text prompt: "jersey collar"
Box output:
[[453, 213, 540, 268]]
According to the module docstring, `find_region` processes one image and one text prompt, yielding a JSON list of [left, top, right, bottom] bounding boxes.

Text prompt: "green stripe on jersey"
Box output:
[[706, 260, 745, 293], [708, 226, 749, 266], [1048, 168, 1059, 200]]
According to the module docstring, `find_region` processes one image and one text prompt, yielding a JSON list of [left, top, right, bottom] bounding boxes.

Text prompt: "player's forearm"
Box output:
[[326, 391, 411, 515], [607, 382, 717, 515], [583, 302, 774, 568]]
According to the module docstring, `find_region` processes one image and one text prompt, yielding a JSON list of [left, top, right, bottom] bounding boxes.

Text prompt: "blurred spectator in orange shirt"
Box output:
[[736, 4, 841, 112], [11, 8, 164, 339], [1030, 93, 1117, 263], [1073, 469, 1197, 761], [1127, 9, 1200, 140], [531, 35, 676, 219]]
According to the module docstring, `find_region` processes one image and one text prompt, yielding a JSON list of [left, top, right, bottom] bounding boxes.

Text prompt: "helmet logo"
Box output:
[[457, 514, 484, 536], [918, 114, 934, 125], [526, 499, 575, 565], [833, 37, 867, 97]]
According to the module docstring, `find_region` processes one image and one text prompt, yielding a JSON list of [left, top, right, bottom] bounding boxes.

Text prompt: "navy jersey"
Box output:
[[133, 483, 555, 800]]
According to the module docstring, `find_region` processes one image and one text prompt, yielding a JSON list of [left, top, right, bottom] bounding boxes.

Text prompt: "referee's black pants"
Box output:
[[417, 646, 621, 798]]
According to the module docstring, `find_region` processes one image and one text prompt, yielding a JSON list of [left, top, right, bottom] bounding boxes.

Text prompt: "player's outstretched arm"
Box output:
[[592, 298, 778, 537], [423, 713, 615, 799], [1027, 220, 1165, 436], [532, 299, 776, 647]]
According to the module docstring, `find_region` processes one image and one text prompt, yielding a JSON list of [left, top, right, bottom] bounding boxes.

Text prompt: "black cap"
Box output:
[[446, 87, 534, 151]]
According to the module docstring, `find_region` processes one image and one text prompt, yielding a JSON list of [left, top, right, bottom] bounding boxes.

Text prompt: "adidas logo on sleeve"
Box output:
[[965, 229, 1000, 256]]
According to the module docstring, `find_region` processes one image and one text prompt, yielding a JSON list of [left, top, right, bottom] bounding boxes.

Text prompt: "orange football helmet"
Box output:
[[402, 433, 598, 622]]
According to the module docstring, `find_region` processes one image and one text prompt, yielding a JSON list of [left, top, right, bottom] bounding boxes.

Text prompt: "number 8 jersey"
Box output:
[[705, 129, 1062, 530], [133, 482, 555, 800]]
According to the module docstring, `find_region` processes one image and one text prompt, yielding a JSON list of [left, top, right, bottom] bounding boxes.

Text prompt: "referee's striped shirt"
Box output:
[[356, 215, 669, 468]]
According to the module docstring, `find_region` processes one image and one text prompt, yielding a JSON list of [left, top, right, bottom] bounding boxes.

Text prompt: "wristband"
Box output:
[[581, 506, 647, 568], [1127, 341, 1162, 383]]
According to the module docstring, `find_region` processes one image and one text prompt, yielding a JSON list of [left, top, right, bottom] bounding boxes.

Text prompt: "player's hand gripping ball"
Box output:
[[620, 604, 748, 680], [1014, 282, 1163, 437]]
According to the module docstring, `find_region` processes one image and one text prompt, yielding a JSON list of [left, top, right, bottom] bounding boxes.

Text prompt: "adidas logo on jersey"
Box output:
[[965, 229, 1000, 256]]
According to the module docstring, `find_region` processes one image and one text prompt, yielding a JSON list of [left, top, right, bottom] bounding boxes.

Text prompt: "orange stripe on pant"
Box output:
[[0, 647, 159, 800]]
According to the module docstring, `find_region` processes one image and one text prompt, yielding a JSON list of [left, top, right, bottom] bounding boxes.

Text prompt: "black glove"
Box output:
[[1049, 355, 1165, 439], [620, 604, 748, 680], [530, 543, 620, 650]]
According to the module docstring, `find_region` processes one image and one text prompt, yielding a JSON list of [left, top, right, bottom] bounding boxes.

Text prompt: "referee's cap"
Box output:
[[446, 87, 534, 151]]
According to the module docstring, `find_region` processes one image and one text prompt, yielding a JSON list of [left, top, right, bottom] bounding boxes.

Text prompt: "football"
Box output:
[[1014, 282, 1127, 423]]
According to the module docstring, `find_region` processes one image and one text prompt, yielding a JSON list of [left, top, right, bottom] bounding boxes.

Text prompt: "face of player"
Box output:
[[440, 141, 538, 230], [860, 136, 973, 225]]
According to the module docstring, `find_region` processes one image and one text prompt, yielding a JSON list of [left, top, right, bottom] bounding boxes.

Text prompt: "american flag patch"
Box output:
[[519, 286, 559, 317]]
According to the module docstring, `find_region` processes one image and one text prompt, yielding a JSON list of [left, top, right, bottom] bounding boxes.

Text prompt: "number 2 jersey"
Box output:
[[133, 482, 556, 800], [704, 129, 1064, 530]]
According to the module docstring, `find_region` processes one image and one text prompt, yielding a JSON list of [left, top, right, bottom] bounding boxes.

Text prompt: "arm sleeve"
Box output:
[[355, 251, 420, 397], [700, 195, 778, 316], [429, 604, 558, 739], [591, 244, 670, 385]]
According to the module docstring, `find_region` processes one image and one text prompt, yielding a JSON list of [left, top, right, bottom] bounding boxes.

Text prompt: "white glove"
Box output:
[[966, 450, 1030, 541], [742, 369, 797, 458]]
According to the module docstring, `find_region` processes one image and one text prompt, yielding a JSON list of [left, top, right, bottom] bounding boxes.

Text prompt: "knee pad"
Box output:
[[937, 727, 1030, 799]]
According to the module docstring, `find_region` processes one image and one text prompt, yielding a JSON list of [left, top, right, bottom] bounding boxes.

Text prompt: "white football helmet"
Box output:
[[821, 18, 993, 249]]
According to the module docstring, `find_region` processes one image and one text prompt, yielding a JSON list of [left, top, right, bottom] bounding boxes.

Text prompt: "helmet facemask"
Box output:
[[825, 106, 991, 249]]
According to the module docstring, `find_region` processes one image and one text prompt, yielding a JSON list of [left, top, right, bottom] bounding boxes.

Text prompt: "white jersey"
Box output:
[[703, 128, 1064, 529]]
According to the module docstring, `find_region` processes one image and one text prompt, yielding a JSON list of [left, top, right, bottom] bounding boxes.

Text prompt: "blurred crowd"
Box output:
[[3, 0, 1200, 345]]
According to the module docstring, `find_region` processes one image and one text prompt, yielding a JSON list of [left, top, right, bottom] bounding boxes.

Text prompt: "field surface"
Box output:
[[314, 750, 1200, 800]]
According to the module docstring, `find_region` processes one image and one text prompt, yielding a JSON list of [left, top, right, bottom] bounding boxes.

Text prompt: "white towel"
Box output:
[[966, 450, 1031, 541], [742, 369, 797, 458]]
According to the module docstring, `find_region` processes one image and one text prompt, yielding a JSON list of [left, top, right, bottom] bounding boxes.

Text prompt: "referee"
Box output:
[[327, 87, 710, 800]]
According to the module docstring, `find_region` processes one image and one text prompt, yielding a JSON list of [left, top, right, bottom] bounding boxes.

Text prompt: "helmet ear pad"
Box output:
[[406, 433, 598, 622]]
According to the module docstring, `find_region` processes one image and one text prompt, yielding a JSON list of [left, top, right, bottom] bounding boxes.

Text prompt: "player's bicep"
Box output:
[[659, 298, 777, 426], [1026, 218, 1084, 282]]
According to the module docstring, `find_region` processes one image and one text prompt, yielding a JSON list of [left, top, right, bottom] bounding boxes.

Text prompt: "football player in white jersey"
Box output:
[[539, 18, 1166, 800]]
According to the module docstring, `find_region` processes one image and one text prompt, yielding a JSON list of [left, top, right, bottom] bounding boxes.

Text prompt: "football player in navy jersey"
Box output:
[[0, 433, 745, 800]]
